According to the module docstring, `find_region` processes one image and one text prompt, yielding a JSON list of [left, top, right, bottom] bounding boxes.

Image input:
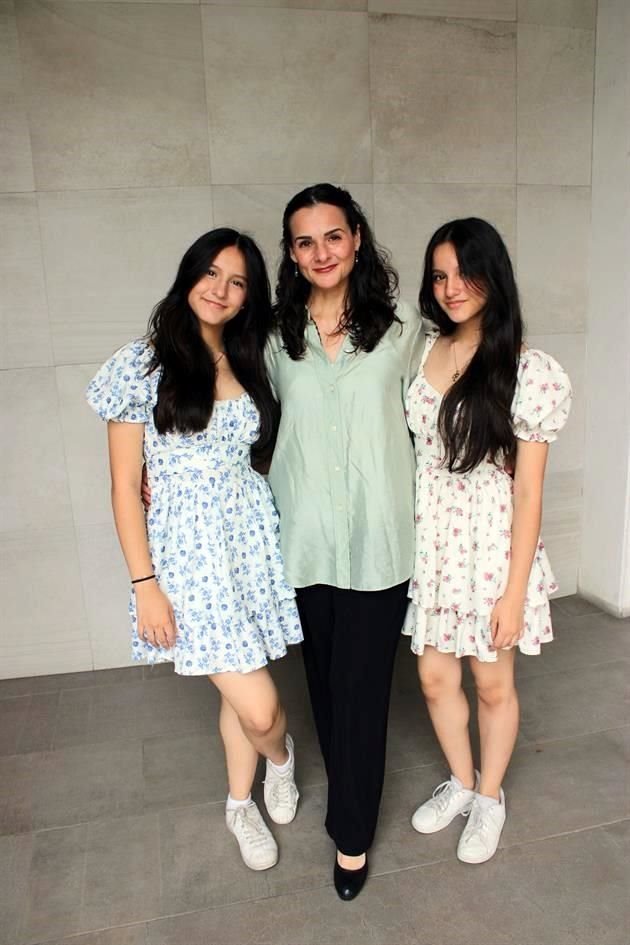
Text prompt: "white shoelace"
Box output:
[[463, 804, 491, 848], [428, 780, 458, 813], [265, 771, 297, 807], [232, 806, 269, 847]]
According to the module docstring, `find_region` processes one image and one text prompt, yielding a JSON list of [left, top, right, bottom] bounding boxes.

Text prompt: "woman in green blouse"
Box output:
[[266, 183, 424, 899]]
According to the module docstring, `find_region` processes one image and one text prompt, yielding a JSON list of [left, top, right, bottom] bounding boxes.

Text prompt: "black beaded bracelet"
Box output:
[[131, 574, 156, 585]]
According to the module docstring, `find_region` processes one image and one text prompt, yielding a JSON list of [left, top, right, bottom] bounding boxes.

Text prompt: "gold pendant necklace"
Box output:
[[451, 343, 460, 382]]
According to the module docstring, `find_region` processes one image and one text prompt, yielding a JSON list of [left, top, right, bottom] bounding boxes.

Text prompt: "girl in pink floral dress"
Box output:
[[403, 218, 571, 864]]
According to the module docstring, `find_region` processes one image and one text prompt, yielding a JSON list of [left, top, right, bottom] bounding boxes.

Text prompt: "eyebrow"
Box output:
[[208, 263, 248, 281], [294, 227, 345, 240]]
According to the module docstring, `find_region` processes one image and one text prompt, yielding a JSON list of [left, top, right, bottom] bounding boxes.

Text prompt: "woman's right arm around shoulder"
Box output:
[[108, 421, 176, 649]]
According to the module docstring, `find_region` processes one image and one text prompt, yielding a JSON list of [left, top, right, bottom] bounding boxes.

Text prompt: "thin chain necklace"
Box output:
[[451, 343, 461, 382], [450, 337, 479, 382], [214, 351, 225, 367]]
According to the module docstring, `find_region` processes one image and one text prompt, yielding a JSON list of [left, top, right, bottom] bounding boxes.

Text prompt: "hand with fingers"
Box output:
[[135, 580, 177, 648], [489, 593, 525, 651]]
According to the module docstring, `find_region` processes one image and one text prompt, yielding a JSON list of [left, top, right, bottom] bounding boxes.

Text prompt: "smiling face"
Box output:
[[288, 203, 360, 294], [187, 245, 248, 336], [431, 241, 487, 327]]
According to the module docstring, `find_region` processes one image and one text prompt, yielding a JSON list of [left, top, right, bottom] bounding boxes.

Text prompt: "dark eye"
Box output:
[[207, 268, 217, 278]]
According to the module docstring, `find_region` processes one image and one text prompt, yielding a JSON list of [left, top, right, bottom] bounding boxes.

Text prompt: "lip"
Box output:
[[203, 298, 228, 309], [313, 264, 337, 274], [446, 300, 466, 308]]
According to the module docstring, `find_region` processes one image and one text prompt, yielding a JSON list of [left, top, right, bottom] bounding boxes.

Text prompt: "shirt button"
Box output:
[[334, 466, 340, 472], [337, 504, 343, 511], [331, 425, 337, 432], [329, 385, 335, 392]]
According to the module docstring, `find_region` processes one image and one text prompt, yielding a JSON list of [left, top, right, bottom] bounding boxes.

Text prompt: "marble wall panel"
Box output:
[[517, 0, 596, 30], [17, 0, 209, 190], [203, 0, 366, 7], [0, 194, 53, 369], [0, 526, 92, 678], [517, 23, 595, 185], [202, 8, 371, 184], [76, 524, 134, 671], [517, 185, 591, 335], [369, 0, 516, 18], [0, 367, 73, 534], [370, 15, 516, 184], [38, 187, 213, 365], [56, 364, 112, 528], [374, 182, 516, 305], [212, 183, 374, 276], [0, 0, 35, 193], [542, 468, 582, 597]]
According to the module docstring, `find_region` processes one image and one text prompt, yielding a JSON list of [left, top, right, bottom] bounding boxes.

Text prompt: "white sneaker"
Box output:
[[457, 789, 506, 864], [264, 733, 299, 825], [226, 802, 278, 871], [411, 773, 478, 834]]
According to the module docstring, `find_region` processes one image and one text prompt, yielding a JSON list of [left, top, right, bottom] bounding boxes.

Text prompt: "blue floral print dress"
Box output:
[[403, 331, 572, 662], [87, 340, 303, 675]]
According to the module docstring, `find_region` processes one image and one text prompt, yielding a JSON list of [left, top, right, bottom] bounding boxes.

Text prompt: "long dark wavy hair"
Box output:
[[147, 228, 278, 464], [274, 183, 400, 359], [419, 218, 523, 474]]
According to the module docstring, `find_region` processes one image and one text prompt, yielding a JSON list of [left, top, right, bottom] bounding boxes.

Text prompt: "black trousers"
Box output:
[[295, 581, 409, 856]]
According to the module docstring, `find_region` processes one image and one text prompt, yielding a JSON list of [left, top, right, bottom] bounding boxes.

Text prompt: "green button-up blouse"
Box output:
[[265, 301, 425, 591]]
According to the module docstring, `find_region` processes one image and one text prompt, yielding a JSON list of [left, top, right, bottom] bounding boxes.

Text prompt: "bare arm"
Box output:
[[490, 438, 549, 650], [108, 422, 176, 648]]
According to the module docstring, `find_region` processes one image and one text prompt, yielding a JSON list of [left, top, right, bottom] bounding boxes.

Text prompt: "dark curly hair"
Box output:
[[147, 228, 278, 464], [274, 183, 400, 360], [419, 217, 523, 474]]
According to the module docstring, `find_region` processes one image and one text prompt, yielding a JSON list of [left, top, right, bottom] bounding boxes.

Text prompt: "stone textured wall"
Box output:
[[1, 0, 595, 676]]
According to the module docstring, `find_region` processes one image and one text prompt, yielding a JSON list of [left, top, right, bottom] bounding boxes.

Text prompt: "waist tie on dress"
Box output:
[[147, 448, 252, 483]]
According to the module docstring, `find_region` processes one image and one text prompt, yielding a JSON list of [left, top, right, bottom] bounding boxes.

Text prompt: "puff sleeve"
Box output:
[[512, 348, 572, 443], [86, 340, 154, 423]]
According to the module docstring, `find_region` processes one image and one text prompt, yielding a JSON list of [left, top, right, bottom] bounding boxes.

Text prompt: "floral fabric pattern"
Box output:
[[402, 331, 572, 662], [87, 340, 303, 675]]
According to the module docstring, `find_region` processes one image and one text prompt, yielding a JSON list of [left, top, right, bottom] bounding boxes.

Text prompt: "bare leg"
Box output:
[[217, 695, 259, 799], [418, 646, 475, 789], [210, 667, 289, 800], [469, 648, 518, 800]]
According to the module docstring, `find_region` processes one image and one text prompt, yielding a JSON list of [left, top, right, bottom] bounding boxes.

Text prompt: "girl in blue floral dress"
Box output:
[[403, 219, 571, 865], [87, 229, 303, 872]]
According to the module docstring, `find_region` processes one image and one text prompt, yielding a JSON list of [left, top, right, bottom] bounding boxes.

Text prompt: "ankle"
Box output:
[[337, 851, 367, 870], [453, 771, 476, 791]]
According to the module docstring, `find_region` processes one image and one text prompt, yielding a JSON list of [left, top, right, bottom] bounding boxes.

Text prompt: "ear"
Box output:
[[289, 247, 297, 263], [353, 225, 361, 252]]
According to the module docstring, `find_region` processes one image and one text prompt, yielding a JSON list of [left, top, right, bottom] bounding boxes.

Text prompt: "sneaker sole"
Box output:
[[457, 847, 498, 865], [240, 852, 278, 871], [267, 802, 299, 826], [226, 830, 279, 871]]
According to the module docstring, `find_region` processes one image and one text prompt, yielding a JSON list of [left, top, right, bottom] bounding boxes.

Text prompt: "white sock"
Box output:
[[268, 739, 293, 775], [476, 792, 501, 809], [226, 793, 252, 811]]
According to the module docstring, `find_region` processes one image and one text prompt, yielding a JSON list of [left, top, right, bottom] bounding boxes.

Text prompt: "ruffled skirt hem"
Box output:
[[130, 596, 303, 676], [402, 600, 554, 663]]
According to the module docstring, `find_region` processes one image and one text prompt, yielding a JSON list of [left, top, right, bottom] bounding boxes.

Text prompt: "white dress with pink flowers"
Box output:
[[402, 331, 572, 662]]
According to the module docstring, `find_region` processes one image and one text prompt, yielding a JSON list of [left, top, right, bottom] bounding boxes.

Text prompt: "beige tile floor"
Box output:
[[0, 596, 627, 945]]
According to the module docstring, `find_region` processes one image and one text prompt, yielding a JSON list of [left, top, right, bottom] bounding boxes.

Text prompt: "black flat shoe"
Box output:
[[333, 854, 368, 901]]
